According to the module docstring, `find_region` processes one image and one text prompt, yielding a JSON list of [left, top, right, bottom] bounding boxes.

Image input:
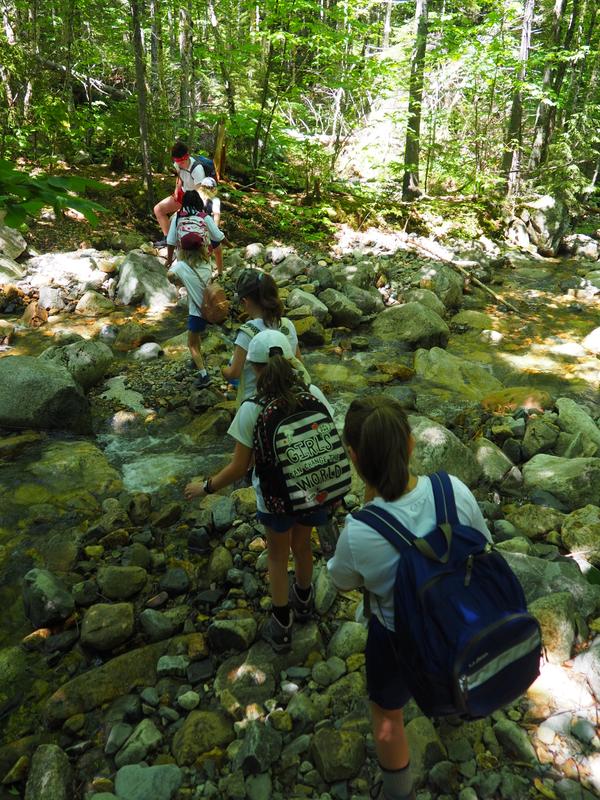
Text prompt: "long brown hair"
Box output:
[[343, 396, 412, 501], [253, 353, 307, 410], [241, 273, 283, 327]]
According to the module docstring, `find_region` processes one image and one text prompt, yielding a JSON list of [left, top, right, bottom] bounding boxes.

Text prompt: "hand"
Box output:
[[185, 480, 206, 501]]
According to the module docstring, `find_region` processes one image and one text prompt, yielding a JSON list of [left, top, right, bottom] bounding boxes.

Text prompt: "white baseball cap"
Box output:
[[247, 329, 293, 364], [200, 177, 217, 189]]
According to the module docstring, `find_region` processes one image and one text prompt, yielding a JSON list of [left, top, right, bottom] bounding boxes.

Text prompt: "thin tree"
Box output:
[[402, 0, 429, 201], [129, 0, 155, 209], [502, 0, 535, 196]]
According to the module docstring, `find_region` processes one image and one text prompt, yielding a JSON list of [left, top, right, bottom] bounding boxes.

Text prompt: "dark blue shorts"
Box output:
[[257, 508, 329, 533], [188, 315, 207, 333], [366, 615, 411, 710]]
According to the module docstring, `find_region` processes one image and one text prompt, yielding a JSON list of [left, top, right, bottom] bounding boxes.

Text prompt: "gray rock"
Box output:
[[177, 690, 200, 711], [515, 195, 569, 255], [97, 566, 147, 600], [405, 716, 447, 788], [39, 339, 114, 390], [493, 719, 536, 763], [156, 655, 189, 678], [114, 763, 183, 800], [287, 288, 329, 323], [429, 761, 459, 792], [114, 718, 163, 767], [0, 356, 91, 433], [372, 303, 450, 349], [556, 398, 600, 457], [105, 722, 133, 755], [555, 778, 598, 800], [561, 505, 600, 566], [212, 497, 236, 533], [159, 568, 190, 596], [38, 284, 66, 313], [140, 686, 159, 706], [245, 243, 265, 261], [571, 717, 596, 744], [404, 288, 446, 317], [208, 617, 258, 652], [270, 254, 307, 282], [319, 288, 363, 328], [139, 609, 178, 642], [245, 773, 273, 800], [24, 744, 71, 800], [0, 223, 27, 260], [409, 415, 482, 487], [312, 656, 346, 687], [23, 568, 75, 628], [116, 251, 177, 311], [81, 602, 134, 651], [522, 455, 600, 510], [530, 592, 576, 663], [327, 622, 368, 660], [504, 503, 565, 539], [470, 438, 514, 484], [171, 710, 234, 766], [342, 283, 384, 315], [571, 641, 600, 699], [307, 263, 337, 290], [582, 326, 600, 355], [562, 233, 600, 260], [233, 719, 283, 774], [522, 416, 560, 458], [311, 727, 365, 781], [133, 342, 163, 361], [208, 546, 233, 583], [499, 771, 530, 800], [75, 289, 116, 315], [414, 348, 502, 401]]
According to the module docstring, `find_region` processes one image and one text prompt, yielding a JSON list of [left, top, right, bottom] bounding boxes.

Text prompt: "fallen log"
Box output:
[[35, 56, 128, 100]]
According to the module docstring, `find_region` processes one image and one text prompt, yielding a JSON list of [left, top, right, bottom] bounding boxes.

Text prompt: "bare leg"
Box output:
[[154, 195, 181, 235], [188, 331, 205, 371], [290, 523, 313, 590], [265, 528, 292, 606], [371, 704, 410, 770], [213, 245, 223, 275]]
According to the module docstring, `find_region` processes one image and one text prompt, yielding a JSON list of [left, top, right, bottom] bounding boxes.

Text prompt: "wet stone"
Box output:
[[187, 658, 216, 684], [159, 568, 191, 596], [156, 655, 190, 678], [105, 722, 133, 755], [139, 609, 178, 642]]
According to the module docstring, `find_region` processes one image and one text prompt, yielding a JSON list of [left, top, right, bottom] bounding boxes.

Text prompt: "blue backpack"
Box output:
[[353, 471, 542, 720], [194, 155, 217, 180]]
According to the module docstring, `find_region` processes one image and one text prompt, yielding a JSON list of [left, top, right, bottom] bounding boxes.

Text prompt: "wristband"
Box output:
[[203, 477, 214, 494]]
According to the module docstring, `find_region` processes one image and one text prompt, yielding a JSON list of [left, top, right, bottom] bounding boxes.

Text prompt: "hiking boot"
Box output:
[[370, 781, 416, 800], [193, 373, 212, 389], [262, 612, 293, 653], [290, 582, 314, 623], [154, 237, 168, 248]]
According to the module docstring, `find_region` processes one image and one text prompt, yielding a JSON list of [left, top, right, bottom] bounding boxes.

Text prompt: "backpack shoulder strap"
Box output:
[[189, 157, 203, 179], [429, 471, 459, 525], [239, 321, 262, 339], [352, 506, 415, 553]]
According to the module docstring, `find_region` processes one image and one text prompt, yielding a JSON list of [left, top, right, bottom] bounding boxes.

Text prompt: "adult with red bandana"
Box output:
[[153, 141, 206, 247]]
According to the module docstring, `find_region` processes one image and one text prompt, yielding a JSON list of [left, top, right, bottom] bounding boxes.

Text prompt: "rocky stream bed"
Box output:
[[0, 199, 600, 800]]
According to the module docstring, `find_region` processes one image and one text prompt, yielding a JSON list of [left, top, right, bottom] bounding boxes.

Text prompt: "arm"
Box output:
[[222, 344, 247, 381], [185, 441, 252, 499], [295, 344, 302, 360], [166, 271, 182, 286], [328, 521, 363, 591], [166, 244, 176, 267]]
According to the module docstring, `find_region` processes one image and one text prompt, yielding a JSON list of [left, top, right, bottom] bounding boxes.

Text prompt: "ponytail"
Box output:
[[254, 353, 307, 410], [343, 396, 412, 501]]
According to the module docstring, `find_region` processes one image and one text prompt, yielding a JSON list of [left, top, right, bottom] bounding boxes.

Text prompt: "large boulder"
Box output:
[[404, 288, 445, 317], [0, 254, 25, 282], [419, 264, 463, 308], [470, 437, 514, 485], [582, 326, 600, 355], [75, 289, 116, 315], [372, 303, 449, 349], [561, 233, 600, 260], [414, 347, 502, 401], [23, 569, 75, 628], [514, 195, 570, 256], [0, 356, 91, 433], [529, 592, 577, 664], [171, 711, 234, 766], [39, 340, 114, 390], [81, 603, 135, 651], [561, 505, 600, 566], [522, 455, 600, 510], [319, 288, 363, 328], [341, 283, 384, 315], [409, 415, 482, 487], [270, 254, 307, 283], [286, 288, 329, 323], [116, 251, 177, 311], [0, 223, 27, 260], [24, 745, 71, 800]]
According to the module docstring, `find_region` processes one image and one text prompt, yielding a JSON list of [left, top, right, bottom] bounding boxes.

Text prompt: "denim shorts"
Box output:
[[188, 314, 207, 333], [257, 508, 329, 533], [366, 615, 411, 710]]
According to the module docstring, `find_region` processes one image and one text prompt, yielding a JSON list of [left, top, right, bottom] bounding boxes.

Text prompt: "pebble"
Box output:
[[177, 690, 200, 710]]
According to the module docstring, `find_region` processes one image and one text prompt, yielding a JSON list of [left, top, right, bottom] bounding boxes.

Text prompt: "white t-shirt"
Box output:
[[234, 317, 299, 400], [175, 157, 205, 191], [227, 384, 333, 512], [168, 260, 211, 317], [328, 475, 492, 630], [203, 196, 221, 218], [166, 213, 224, 248]]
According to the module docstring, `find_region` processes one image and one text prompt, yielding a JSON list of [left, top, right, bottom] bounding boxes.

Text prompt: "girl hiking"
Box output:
[[328, 396, 491, 800], [186, 329, 349, 652], [165, 191, 224, 389], [222, 269, 309, 403]]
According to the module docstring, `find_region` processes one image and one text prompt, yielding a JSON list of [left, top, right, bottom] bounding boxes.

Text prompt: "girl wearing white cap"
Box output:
[[199, 176, 223, 276], [185, 329, 338, 652]]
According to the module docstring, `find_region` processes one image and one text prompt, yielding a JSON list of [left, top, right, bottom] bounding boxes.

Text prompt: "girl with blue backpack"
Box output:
[[328, 396, 493, 800]]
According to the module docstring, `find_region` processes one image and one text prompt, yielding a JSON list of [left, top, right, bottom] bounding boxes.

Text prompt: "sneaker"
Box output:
[[193, 373, 212, 389], [154, 237, 168, 248], [262, 612, 293, 653], [370, 780, 415, 800], [290, 582, 314, 623]]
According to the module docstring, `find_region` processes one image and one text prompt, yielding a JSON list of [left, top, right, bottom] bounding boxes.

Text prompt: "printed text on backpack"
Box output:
[[353, 471, 542, 720], [253, 392, 352, 515]]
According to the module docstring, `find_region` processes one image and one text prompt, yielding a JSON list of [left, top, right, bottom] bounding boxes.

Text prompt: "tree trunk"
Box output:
[[562, 1, 596, 124], [129, 0, 155, 209], [149, 0, 163, 96], [213, 117, 226, 178], [528, 0, 566, 172], [382, 0, 393, 49], [502, 0, 535, 196], [207, 0, 236, 117], [179, 2, 192, 135], [402, 0, 429, 201]]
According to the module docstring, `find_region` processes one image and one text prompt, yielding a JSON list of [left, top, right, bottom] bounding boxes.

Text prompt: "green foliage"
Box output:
[[0, 161, 106, 227]]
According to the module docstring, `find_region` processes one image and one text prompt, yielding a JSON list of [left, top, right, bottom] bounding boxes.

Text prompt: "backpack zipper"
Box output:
[[464, 554, 474, 587]]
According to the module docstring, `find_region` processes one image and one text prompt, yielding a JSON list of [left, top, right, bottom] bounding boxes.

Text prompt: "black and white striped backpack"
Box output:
[[252, 390, 352, 515]]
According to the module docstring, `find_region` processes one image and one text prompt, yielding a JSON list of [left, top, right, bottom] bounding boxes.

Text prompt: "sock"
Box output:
[[381, 763, 413, 800], [198, 368, 207, 377], [272, 604, 291, 627], [295, 584, 311, 602]]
